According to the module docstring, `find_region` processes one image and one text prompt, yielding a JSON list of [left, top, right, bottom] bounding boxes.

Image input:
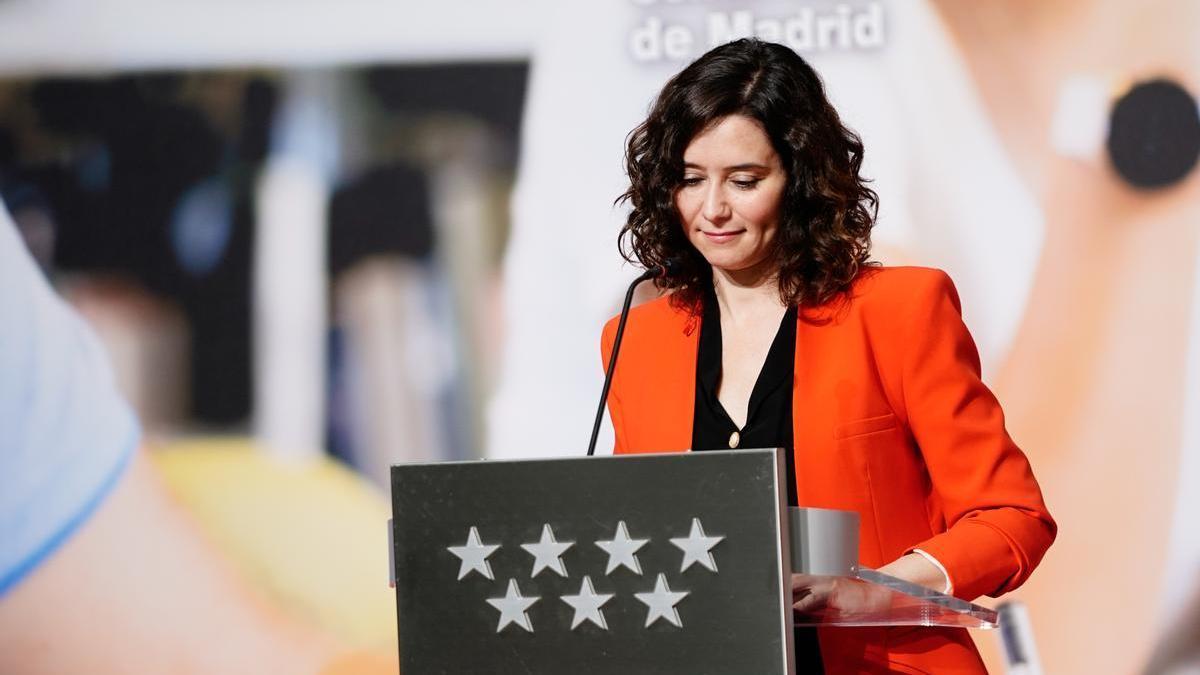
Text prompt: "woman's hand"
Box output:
[[791, 553, 950, 616], [790, 574, 894, 616]]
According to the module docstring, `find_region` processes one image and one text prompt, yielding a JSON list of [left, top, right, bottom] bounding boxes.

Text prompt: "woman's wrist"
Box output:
[[877, 552, 952, 595]]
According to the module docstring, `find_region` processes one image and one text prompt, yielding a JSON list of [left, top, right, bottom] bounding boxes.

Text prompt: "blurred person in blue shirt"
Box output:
[[0, 201, 352, 674]]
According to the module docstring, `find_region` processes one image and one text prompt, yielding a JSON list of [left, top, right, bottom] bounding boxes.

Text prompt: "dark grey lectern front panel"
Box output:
[[391, 449, 793, 675]]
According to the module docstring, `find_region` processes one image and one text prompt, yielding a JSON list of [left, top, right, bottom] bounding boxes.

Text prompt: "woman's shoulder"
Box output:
[[605, 291, 694, 327], [853, 264, 956, 296], [601, 293, 694, 351], [812, 265, 961, 324], [854, 265, 955, 307]]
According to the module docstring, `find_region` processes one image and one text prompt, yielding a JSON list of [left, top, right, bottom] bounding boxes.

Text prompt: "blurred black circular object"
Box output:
[[1106, 78, 1200, 189], [328, 162, 435, 277]]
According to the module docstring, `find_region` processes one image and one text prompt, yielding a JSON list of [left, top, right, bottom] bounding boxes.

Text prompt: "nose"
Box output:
[[701, 183, 731, 225]]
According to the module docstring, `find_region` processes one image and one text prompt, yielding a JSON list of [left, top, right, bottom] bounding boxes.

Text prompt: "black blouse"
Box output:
[[690, 292, 823, 672], [691, 293, 799, 505]]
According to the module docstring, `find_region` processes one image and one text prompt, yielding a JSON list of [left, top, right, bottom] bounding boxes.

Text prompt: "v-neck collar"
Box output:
[[696, 290, 797, 431]]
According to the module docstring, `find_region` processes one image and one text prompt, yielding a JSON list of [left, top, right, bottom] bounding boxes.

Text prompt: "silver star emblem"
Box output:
[[447, 526, 500, 580], [634, 573, 690, 628], [594, 520, 649, 576], [670, 517, 725, 573], [560, 575, 615, 631], [486, 579, 540, 633], [520, 523, 574, 578]]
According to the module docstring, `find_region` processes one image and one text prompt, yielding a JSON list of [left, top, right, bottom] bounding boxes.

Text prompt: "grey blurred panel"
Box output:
[[391, 449, 793, 675], [998, 601, 1042, 675], [388, 518, 396, 588]]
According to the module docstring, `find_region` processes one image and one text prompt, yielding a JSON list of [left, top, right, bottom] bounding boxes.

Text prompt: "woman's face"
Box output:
[[675, 114, 787, 277]]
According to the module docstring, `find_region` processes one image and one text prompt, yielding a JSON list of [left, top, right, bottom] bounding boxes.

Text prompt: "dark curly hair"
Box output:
[[617, 38, 878, 311]]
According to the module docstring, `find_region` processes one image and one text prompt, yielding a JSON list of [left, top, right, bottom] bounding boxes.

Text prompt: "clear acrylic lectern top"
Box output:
[[791, 568, 998, 629]]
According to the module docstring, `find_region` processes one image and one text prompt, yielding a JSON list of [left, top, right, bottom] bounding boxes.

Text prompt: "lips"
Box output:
[[702, 230, 745, 244]]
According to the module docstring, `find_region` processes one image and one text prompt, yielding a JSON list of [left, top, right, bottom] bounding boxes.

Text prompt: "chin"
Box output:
[[706, 253, 778, 281], [694, 247, 741, 268], [705, 253, 757, 273]]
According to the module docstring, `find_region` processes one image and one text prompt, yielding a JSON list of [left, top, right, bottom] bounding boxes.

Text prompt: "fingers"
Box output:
[[791, 575, 844, 614], [792, 590, 824, 614], [791, 577, 831, 613], [790, 573, 817, 589]]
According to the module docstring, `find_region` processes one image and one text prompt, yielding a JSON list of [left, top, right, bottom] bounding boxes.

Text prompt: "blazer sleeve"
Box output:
[[599, 317, 629, 454], [899, 270, 1057, 601]]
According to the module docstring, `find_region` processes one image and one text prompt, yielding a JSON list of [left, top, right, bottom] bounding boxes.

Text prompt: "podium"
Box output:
[[390, 449, 996, 674]]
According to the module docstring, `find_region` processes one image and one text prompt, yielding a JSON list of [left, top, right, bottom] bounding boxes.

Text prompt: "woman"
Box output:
[[601, 39, 1056, 674]]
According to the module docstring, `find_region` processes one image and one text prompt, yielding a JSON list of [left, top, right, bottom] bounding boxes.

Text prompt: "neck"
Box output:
[[711, 263, 785, 323]]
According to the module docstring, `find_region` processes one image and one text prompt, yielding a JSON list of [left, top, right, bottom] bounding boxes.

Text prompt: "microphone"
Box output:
[[587, 261, 676, 456]]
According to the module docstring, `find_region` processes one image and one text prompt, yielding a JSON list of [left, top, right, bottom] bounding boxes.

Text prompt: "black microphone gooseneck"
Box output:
[[587, 265, 666, 456]]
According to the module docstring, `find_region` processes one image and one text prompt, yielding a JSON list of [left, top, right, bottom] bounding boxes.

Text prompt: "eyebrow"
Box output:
[[683, 162, 772, 171]]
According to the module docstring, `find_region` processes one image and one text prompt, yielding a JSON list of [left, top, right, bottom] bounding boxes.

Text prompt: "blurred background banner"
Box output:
[[1, 1, 1198, 673]]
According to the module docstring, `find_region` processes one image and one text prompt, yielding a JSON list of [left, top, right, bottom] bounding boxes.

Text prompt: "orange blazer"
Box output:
[[601, 266, 1056, 675]]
